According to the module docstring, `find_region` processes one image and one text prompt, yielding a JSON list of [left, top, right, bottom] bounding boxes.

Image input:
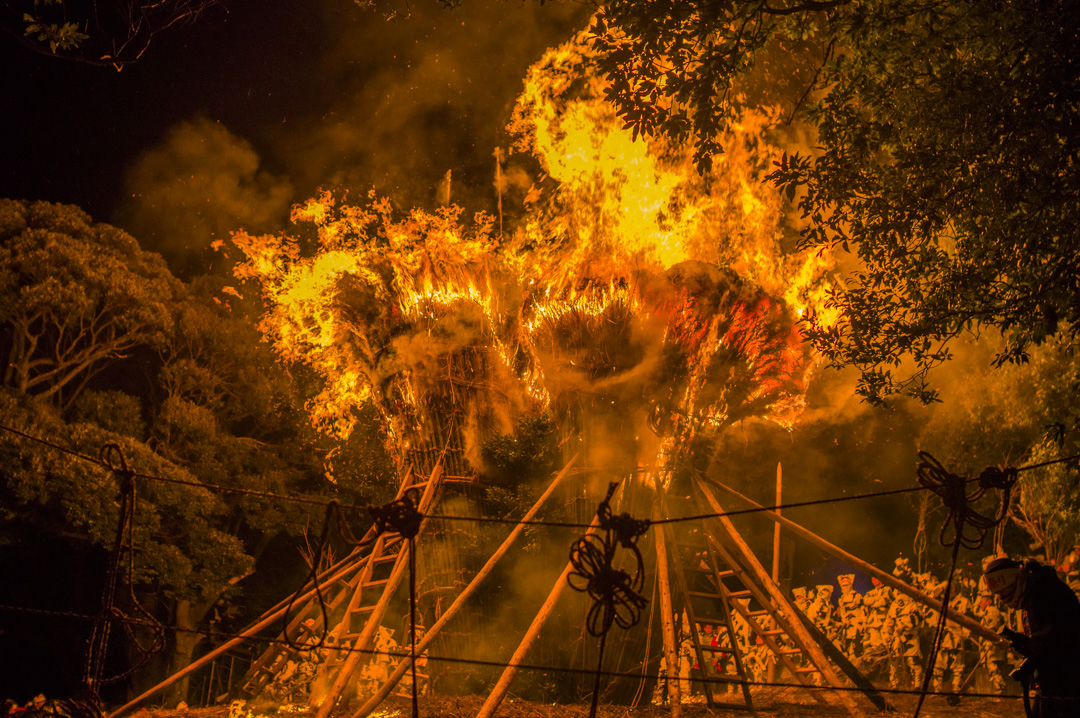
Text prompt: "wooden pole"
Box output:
[[693, 479, 865, 718], [703, 476, 1009, 645], [772, 462, 782, 585], [349, 456, 580, 718], [107, 561, 354, 718], [476, 515, 602, 718], [652, 506, 682, 717]]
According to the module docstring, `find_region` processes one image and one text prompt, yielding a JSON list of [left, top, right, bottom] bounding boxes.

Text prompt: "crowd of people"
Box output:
[[261, 619, 428, 705], [797, 557, 1017, 694]]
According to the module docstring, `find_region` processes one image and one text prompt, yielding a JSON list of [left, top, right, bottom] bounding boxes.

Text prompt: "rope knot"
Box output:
[[568, 482, 648, 638], [568, 534, 647, 637], [369, 488, 424, 540], [100, 443, 135, 494], [978, 465, 1018, 491], [916, 451, 1012, 551], [596, 482, 651, 548]]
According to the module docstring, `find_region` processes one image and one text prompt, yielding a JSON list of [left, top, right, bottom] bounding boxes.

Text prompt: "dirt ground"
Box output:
[[143, 690, 1024, 718]]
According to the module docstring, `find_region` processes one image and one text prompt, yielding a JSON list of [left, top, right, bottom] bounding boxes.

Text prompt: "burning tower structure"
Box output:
[[118, 34, 892, 717]]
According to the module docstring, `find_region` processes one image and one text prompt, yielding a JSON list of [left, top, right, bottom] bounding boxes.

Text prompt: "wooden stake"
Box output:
[[652, 506, 681, 717], [693, 479, 865, 718], [476, 515, 602, 718], [349, 456, 580, 718], [772, 462, 782, 585]]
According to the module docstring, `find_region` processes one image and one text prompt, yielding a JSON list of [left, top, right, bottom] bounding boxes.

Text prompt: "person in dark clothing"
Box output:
[[985, 557, 1080, 717]]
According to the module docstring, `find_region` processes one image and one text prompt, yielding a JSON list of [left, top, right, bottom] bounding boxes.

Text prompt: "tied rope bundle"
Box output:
[[369, 489, 424, 718], [567, 481, 650, 718], [910, 451, 1017, 718], [84, 444, 166, 696]]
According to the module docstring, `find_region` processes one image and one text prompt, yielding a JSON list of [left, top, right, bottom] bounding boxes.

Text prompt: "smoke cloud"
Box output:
[[119, 116, 293, 278], [273, 0, 591, 212]]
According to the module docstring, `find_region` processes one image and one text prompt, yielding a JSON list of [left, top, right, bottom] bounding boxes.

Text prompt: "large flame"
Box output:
[[232, 33, 836, 481]]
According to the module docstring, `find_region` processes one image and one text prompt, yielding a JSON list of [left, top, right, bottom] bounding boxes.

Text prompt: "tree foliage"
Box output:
[[0, 199, 182, 411], [4, 0, 225, 67], [592, 0, 1080, 403], [0, 199, 393, 698]]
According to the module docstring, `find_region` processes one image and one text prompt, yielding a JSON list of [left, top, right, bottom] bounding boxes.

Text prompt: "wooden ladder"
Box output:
[[231, 462, 442, 705], [662, 495, 755, 712], [688, 477, 879, 717]]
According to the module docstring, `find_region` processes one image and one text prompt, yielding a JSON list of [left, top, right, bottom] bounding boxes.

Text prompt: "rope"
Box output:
[[0, 600, 1058, 705], [567, 482, 649, 718], [281, 501, 374, 653], [0, 420, 959, 528], [83, 444, 166, 695], [910, 452, 1018, 718], [367, 488, 425, 718]]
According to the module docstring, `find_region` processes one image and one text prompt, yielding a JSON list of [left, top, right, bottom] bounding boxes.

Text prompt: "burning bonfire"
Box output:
[[231, 35, 834, 479], [224, 32, 841, 707]]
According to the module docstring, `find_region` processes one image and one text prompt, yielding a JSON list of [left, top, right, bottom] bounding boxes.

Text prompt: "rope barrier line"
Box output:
[[0, 602, 1035, 703], [5, 419, 1080, 712], [0, 420, 988, 529]]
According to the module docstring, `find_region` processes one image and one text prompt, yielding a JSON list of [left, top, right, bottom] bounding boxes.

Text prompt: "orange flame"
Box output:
[[232, 33, 836, 481]]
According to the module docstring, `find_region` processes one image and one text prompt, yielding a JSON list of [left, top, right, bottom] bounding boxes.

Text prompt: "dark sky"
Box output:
[[2, 0, 313, 215], [1, 0, 589, 261]]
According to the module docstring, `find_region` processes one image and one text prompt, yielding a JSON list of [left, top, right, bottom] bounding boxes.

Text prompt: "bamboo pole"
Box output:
[[349, 455, 580, 718], [476, 514, 602, 718], [772, 463, 782, 585], [702, 476, 1009, 645], [652, 507, 682, 717], [106, 554, 357, 718], [693, 479, 865, 718]]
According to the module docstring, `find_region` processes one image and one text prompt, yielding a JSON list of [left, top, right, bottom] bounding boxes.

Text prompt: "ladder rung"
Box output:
[[780, 648, 803, 655], [727, 590, 752, 599], [700, 645, 733, 653], [747, 610, 770, 617], [795, 667, 818, 673], [760, 629, 785, 636], [687, 590, 722, 599], [690, 615, 728, 625], [704, 673, 746, 683]]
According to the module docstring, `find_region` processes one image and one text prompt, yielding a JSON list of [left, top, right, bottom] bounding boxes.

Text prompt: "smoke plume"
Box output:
[[119, 116, 292, 278]]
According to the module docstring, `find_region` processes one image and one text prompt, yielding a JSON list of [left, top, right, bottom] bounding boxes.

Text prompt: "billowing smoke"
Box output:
[[119, 116, 292, 277], [271, 0, 591, 212]]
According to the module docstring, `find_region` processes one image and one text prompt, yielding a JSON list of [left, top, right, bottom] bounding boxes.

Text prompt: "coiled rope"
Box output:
[[84, 444, 166, 696], [910, 451, 1018, 718], [568, 482, 650, 718]]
